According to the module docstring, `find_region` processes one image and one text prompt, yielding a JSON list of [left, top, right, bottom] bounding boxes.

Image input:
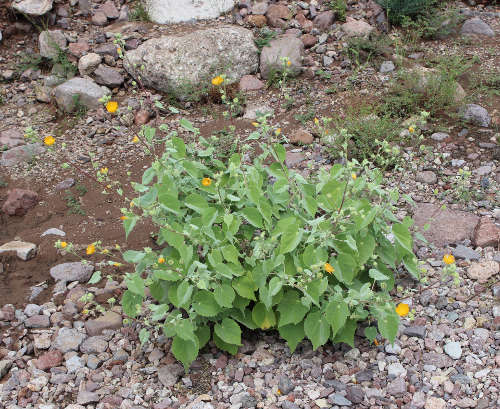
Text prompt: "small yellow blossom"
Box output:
[[252, 122, 259, 127], [86, 243, 96, 255], [408, 126, 415, 133], [116, 47, 122, 54], [60, 241, 67, 248], [275, 128, 281, 136], [120, 216, 128, 220], [82, 309, 89, 315], [314, 117, 319, 125], [211, 76, 224, 86], [106, 101, 118, 113], [352, 173, 357, 180], [44, 135, 55, 146], [102, 249, 109, 254], [395, 303, 410, 317], [324, 263, 335, 274], [113, 262, 121, 267], [201, 177, 212, 187], [443, 254, 455, 265], [130, 201, 135, 208], [286, 60, 292, 66], [158, 256, 166, 264], [374, 339, 379, 346], [100, 167, 109, 175], [132, 135, 139, 143]]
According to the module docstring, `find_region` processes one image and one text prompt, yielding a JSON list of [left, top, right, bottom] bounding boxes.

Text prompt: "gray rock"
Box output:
[[124, 26, 258, 99], [431, 132, 449, 141], [0, 128, 24, 149], [387, 362, 406, 379], [423, 352, 452, 369], [461, 104, 491, 127], [0, 241, 37, 261], [328, 393, 352, 406], [80, 336, 108, 354], [54, 77, 110, 112], [387, 377, 406, 397], [25, 315, 50, 328], [402, 325, 426, 339], [54, 328, 86, 352], [41, 228, 66, 237], [416, 170, 437, 184], [452, 244, 480, 260], [345, 386, 365, 404], [342, 17, 374, 37], [444, 341, 462, 359], [0, 360, 12, 379], [380, 60, 395, 73], [77, 390, 99, 404], [1, 144, 45, 167], [13, 0, 53, 16], [24, 304, 42, 317], [281, 401, 300, 409], [145, 0, 235, 24], [278, 375, 294, 395], [461, 18, 494, 37], [260, 35, 304, 80], [78, 53, 102, 76], [50, 262, 94, 283], [66, 355, 85, 373], [451, 373, 471, 385], [84, 311, 122, 336], [230, 392, 257, 408], [158, 363, 184, 387], [93, 64, 124, 87], [243, 103, 273, 120], [385, 343, 401, 355], [39, 30, 67, 59]]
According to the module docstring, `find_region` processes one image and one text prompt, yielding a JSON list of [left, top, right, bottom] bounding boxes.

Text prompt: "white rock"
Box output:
[[145, 0, 235, 24], [41, 228, 66, 237], [0, 241, 37, 261], [13, 0, 53, 16], [444, 341, 462, 360]]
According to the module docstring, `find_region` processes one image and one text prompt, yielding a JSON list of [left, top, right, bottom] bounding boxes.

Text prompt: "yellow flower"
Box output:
[[116, 47, 122, 54], [314, 117, 319, 125], [408, 126, 415, 133], [86, 244, 96, 255], [120, 216, 128, 220], [201, 177, 212, 187], [287, 60, 292, 66], [324, 263, 335, 274], [443, 254, 455, 265], [132, 135, 139, 143], [275, 128, 281, 136], [352, 173, 357, 180], [130, 201, 135, 208], [82, 309, 89, 315], [211, 76, 224, 86], [252, 122, 259, 127], [60, 241, 67, 248], [106, 101, 118, 113], [102, 249, 109, 254], [374, 339, 379, 346], [44, 135, 55, 146], [100, 167, 108, 175], [113, 262, 121, 267], [158, 256, 165, 264], [395, 303, 410, 317]]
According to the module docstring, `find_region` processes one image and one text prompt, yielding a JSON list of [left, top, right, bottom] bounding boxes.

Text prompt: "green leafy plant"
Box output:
[[254, 29, 277, 53], [329, 0, 347, 22], [119, 116, 418, 370], [377, 0, 437, 24], [129, 0, 150, 22]]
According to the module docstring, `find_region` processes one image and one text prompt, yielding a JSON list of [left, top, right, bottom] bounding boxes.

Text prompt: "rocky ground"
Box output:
[[0, 0, 499, 408]]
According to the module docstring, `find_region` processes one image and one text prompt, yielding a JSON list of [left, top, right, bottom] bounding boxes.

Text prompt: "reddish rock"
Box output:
[[473, 217, 500, 248], [35, 350, 63, 371], [314, 10, 335, 31], [2, 189, 38, 216], [300, 34, 317, 48], [215, 354, 228, 369], [0, 128, 24, 149], [266, 4, 290, 20], [239, 75, 264, 91], [296, 13, 313, 32], [285, 151, 306, 168], [25, 315, 50, 328], [0, 305, 15, 321], [290, 129, 314, 145], [92, 11, 108, 26], [99, 1, 119, 19], [85, 311, 122, 336], [68, 42, 90, 57], [246, 14, 267, 28], [125, 38, 140, 50], [134, 109, 150, 126]]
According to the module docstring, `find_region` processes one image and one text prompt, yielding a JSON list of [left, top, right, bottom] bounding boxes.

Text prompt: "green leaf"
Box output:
[[333, 318, 357, 347], [214, 284, 235, 308], [304, 311, 330, 350], [123, 250, 146, 263], [273, 143, 286, 163], [121, 290, 143, 318], [125, 273, 145, 297], [364, 326, 378, 343], [278, 323, 305, 353], [172, 335, 198, 371], [375, 306, 400, 344], [179, 118, 198, 134], [240, 207, 263, 228], [232, 275, 257, 300], [369, 268, 390, 281], [214, 318, 242, 346], [303, 195, 318, 217], [176, 281, 193, 308], [221, 245, 240, 265], [213, 331, 239, 355], [161, 229, 184, 252], [172, 136, 187, 158], [88, 270, 102, 284], [149, 280, 169, 303], [176, 319, 195, 340], [304, 278, 328, 307], [357, 233, 375, 265], [392, 223, 413, 255], [325, 298, 349, 337], [193, 290, 221, 317], [318, 180, 343, 211], [139, 328, 150, 345], [277, 290, 309, 327], [252, 302, 276, 330], [123, 216, 138, 239], [279, 223, 303, 254], [185, 193, 208, 214], [195, 326, 211, 349]]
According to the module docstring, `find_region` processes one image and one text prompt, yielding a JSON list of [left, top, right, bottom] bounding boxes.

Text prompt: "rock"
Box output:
[[68, 42, 90, 58], [431, 132, 449, 141], [80, 336, 108, 354], [146, 0, 235, 24], [66, 355, 85, 373], [93, 64, 124, 87], [92, 11, 108, 26], [13, 0, 53, 16], [54, 327, 86, 352], [411, 66, 465, 103], [158, 363, 184, 387], [0, 128, 24, 149], [266, 4, 290, 26], [473, 217, 499, 248], [50, 262, 94, 283], [0, 360, 12, 379], [345, 386, 364, 404], [278, 375, 294, 394], [124, 26, 258, 99], [78, 53, 102, 76], [461, 18, 494, 37], [260, 35, 304, 79], [1, 189, 38, 216], [35, 350, 63, 370], [314, 10, 335, 31], [34, 332, 52, 349], [85, 311, 122, 336], [385, 343, 401, 355], [35, 85, 52, 103], [239, 75, 264, 91], [285, 151, 305, 168], [467, 260, 499, 283], [77, 390, 100, 405], [282, 402, 300, 409], [444, 341, 462, 359], [54, 77, 110, 112], [342, 17, 374, 37], [403, 325, 427, 339], [25, 314, 50, 328], [461, 104, 491, 127], [301, 33, 317, 48], [39, 30, 67, 59], [134, 110, 150, 126], [99, 0, 119, 19], [246, 14, 267, 28], [413, 203, 479, 247], [290, 129, 314, 145], [56, 178, 75, 190], [416, 170, 437, 184], [24, 303, 41, 317], [380, 60, 395, 73], [387, 362, 406, 378], [387, 377, 406, 397], [425, 397, 446, 409], [41, 228, 66, 237], [1, 144, 45, 167], [230, 392, 257, 408], [0, 241, 36, 260], [328, 393, 352, 406], [423, 352, 452, 369], [452, 244, 480, 260], [243, 103, 273, 120]]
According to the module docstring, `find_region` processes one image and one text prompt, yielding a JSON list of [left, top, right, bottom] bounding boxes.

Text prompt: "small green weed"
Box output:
[[129, 1, 150, 22], [65, 192, 85, 215], [0, 177, 7, 188], [377, 0, 437, 25], [254, 29, 277, 53], [329, 0, 347, 22], [346, 34, 392, 66]]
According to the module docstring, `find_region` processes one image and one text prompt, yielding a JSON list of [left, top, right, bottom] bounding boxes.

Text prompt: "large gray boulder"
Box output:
[[53, 78, 110, 112], [461, 104, 491, 127], [13, 0, 53, 16], [39, 30, 67, 59], [461, 18, 495, 37], [145, 0, 235, 24], [260, 35, 304, 80], [123, 26, 258, 99]]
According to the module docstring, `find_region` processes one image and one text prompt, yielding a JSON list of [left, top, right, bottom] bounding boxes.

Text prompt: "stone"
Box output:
[[0, 241, 36, 260], [41, 228, 66, 237], [35, 85, 52, 103], [345, 386, 364, 404], [387, 362, 406, 378], [260, 35, 304, 79], [77, 390, 100, 404], [342, 17, 374, 37], [416, 170, 437, 184], [461, 104, 491, 127], [385, 343, 401, 355], [461, 18, 494, 37], [146, 0, 235, 24], [402, 325, 426, 339], [290, 129, 314, 145], [1, 144, 45, 167], [239, 75, 264, 91], [68, 42, 90, 57], [80, 336, 108, 354], [456, 398, 477, 408], [93, 64, 124, 87], [0, 128, 24, 149], [314, 11, 335, 31], [85, 311, 122, 336], [13, 0, 53, 16], [39, 30, 67, 58], [413, 203, 479, 247], [54, 77, 110, 112], [34, 332, 52, 349], [1, 190, 38, 217], [452, 244, 480, 260], [301, 33, 317, 48], [380, 60, 395, 73], [243, 104, 273, 120], [467, 260, 499, 283], [66, 355, 85, 373], [124, 26, 258, 99], [278, 375, 294, 394], [78, 53, 102, 76], [230, 392, 257, 408], [158, 363, 184, 387], [423, 352, 452, 369], [92, 11, 108, 26], [387, 377, 406, 397], [35, 350, 63, 370], [473, 217, 499, 248], [50, 262, 94, 283], [0, 360, 12, 379], [285, 151, 305, 168], [444, 341, 462, 359], [431, 132, 449, 141], [24, 303, 41, 317], [328, 393, 352, 406], [54, 327, 86, 352], [246, 14, 267, 28], [99, 0, 119, 19], [425, 397, 446, 409]]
